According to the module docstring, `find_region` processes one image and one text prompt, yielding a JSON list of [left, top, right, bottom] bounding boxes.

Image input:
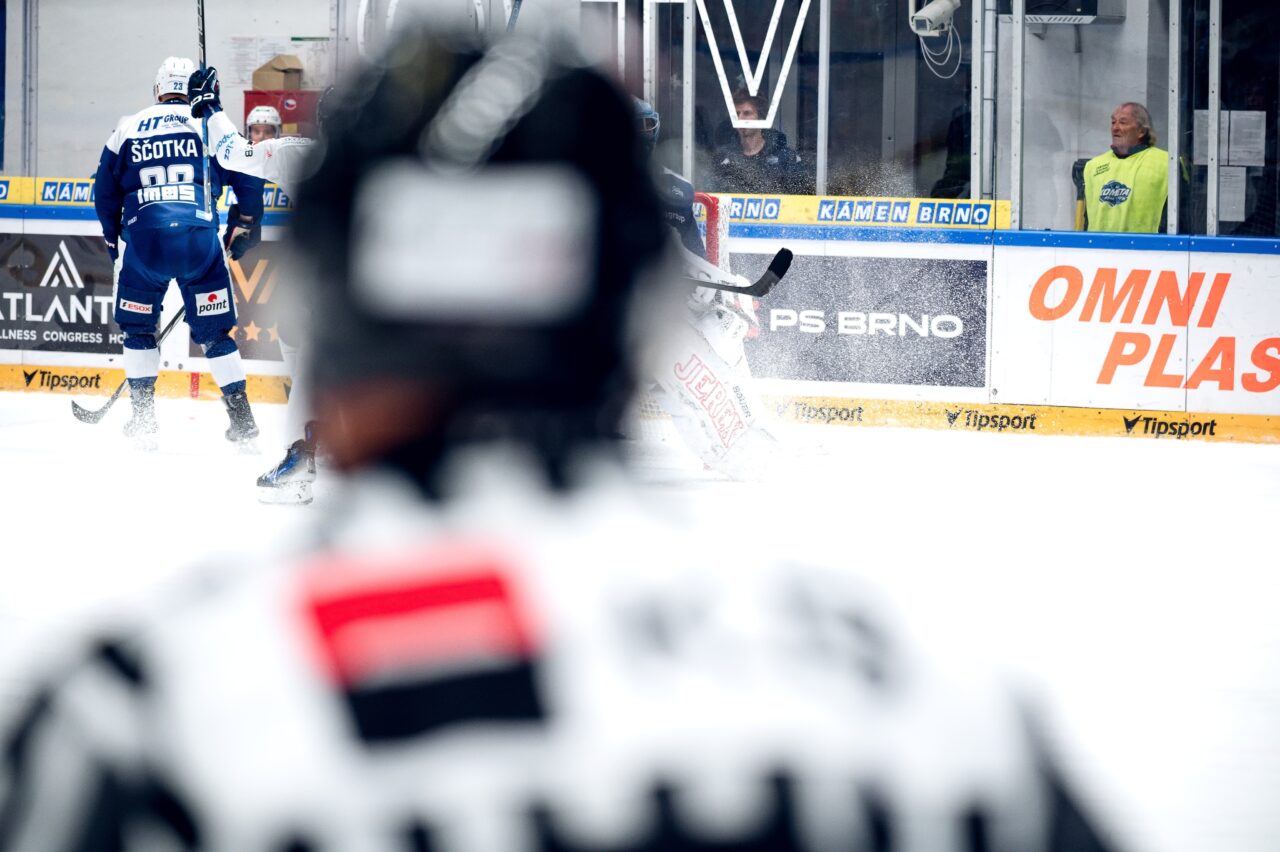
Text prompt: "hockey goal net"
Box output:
[[629, 192, 730, 434]]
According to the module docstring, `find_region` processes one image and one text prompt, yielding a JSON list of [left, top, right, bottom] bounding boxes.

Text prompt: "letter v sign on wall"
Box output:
[[694, 0, 812, 129]]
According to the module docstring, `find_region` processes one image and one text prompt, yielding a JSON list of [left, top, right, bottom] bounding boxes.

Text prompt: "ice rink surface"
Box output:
[[1, 388, 1278, 852]]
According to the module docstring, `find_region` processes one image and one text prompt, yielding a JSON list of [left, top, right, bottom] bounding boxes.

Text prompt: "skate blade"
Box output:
[[232, 439, 261, 455], [131, 434, 159, 452], [257, 480, 313, 506]]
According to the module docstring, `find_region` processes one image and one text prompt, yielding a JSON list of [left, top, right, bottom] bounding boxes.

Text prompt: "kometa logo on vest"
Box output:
[[1100, 180, 1132, 207]]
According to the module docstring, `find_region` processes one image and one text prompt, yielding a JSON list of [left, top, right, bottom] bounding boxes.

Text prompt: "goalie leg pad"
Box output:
[[651, 324, 776, 480]]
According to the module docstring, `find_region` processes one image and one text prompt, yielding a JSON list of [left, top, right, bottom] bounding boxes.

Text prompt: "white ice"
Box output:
[[1, 388, 1278, 852]]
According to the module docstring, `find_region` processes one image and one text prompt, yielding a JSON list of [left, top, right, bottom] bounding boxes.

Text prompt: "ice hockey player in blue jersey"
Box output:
[[93, 56, 267, 443], [636, 98, 705, 258]]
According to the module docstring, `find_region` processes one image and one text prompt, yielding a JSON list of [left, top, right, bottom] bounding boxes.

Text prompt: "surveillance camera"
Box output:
[[910, 0, 961, 36]]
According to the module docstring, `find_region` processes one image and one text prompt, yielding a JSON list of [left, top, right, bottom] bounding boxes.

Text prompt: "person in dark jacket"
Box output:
[[707, 89, 807, 194]]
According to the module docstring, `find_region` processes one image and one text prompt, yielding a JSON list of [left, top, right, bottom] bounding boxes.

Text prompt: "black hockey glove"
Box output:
[[188, 67, 222, 119], [222, 204, 261, 261]]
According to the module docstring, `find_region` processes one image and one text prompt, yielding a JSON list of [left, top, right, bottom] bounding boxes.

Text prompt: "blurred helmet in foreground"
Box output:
[[290, 17, 670, 477]]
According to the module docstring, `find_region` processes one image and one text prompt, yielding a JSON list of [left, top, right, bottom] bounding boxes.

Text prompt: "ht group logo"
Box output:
[[945, 409, 1038, 432], [23, 369, 103, 392], [1123, 415, 1218, 439]]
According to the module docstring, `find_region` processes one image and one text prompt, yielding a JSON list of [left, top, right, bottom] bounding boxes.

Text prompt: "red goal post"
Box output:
[[694, 192, 731, 271]]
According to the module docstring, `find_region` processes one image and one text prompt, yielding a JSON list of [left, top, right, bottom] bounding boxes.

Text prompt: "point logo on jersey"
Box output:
[[1099, 180, 1132, 207], [195, 288, 230, 316]]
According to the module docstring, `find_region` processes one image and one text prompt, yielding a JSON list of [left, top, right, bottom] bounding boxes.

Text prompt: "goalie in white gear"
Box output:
[[0, 12, 1121, 852], [189, 67, 324, 504], [635, 98, 782, 481]]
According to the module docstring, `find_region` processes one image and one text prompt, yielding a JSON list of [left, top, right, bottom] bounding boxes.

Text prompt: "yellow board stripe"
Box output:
[[766, 395, 1280, 444], [8, 365, 1277, 444], [0, 364, 290, 404]]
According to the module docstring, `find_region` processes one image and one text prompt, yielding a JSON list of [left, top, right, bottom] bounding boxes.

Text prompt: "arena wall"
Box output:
[[2, 184, 1276, 443]]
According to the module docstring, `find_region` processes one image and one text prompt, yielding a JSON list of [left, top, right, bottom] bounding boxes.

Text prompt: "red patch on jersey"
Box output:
[[299, 545, 538, 687]]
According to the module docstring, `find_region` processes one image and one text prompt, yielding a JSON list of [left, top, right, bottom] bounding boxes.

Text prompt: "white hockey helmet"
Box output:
[[154, 56, 197, 102], [246, 105, 283, 136]]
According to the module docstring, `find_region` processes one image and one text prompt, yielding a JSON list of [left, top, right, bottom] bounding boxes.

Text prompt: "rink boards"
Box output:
[[0, 185, 1277, 443]]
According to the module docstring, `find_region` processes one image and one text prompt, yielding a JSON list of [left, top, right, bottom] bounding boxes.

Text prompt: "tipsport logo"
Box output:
[[1122, 415, 1217, 439], [944, 409, 1038, 432], [23, 369, 103, 392]]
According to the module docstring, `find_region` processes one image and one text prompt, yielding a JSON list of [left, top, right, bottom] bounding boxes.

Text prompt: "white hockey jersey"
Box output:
[[207, 109, 317, 198], [0, 453, 1119, 852]]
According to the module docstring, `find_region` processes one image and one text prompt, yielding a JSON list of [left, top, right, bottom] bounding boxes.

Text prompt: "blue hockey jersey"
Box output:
[[658, 167, 706, 259], [94, 103, 265, 244]]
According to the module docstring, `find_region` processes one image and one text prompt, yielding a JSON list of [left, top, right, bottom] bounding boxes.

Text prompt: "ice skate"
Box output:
[[222, 389, 260, 445], [123, 384, 158, 449], [256, 438, 317, 505]]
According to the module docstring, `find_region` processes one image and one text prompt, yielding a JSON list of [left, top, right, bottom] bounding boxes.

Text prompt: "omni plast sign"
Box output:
[[1028, 264, 1278, 394], [991, 248, 1280, 416]]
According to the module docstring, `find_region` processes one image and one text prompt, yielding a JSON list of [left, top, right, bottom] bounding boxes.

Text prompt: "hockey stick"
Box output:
[[507, 0, 523, 32], [683, 248, 793, 298], [72, 308, 187, 424], [195, 0, 214, 222]]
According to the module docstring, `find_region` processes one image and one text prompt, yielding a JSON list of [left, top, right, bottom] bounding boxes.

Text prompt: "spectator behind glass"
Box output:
[[707, 89, 807, 195], [1082, 102, 1170, 233]]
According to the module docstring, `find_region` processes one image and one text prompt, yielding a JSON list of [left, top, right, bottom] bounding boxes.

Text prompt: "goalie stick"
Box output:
[[682, 247, 792, 298], [71, 308, 187, 424]]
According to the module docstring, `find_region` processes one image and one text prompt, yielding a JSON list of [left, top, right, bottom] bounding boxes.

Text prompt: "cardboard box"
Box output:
[[251, 55, 304, 91]]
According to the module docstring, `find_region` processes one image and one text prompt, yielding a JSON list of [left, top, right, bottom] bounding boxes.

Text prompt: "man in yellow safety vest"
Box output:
[[1083, 102, 1169, 233]]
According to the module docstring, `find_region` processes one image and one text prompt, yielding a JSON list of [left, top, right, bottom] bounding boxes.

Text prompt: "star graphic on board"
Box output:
[[243, 320, 261, 341], [267, 324, 279, 343]]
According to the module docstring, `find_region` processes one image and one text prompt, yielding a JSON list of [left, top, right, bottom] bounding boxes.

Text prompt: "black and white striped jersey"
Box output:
[[0, 462, 1121, 852]]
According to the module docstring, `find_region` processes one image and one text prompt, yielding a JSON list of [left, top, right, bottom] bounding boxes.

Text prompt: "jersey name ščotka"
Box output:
[[207, 110, 317, 198], [93, 103, 265, 243]]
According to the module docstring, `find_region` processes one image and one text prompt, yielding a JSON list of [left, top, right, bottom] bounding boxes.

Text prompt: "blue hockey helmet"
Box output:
[[634, 98, 660, 151]]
